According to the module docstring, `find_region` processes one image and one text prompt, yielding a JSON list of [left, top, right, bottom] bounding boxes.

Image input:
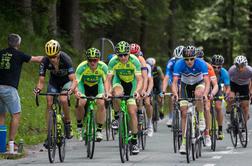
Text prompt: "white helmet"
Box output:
[[173, 45, 184, 59], [234, 55, 248, 66], [146, 57, 156, 66]]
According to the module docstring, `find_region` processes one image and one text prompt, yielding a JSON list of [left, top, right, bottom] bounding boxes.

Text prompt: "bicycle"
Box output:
[[178, 97, 203, 163], [105, 99, 116, 141], [79, 96, 103, 159], [109, 95, 134, 163], [137, 104, 147, 151], [228, 94, 248, 148], [164, 93, 182, 154], [209, 96, 224, 151], [36, 92, 69, 163]]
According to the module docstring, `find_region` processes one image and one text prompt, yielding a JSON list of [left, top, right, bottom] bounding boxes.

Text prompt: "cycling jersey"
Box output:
[[173, 58, 208, 85], [137, 55, 148, 71], [146, 63, 152, 78], [165, 57, 176, 85], [206, 63, 216, 81], [108, 54, 141, 83], [108, 54, 141, 99], [75, 61, 108, 96], [217, 68, 230, 86], [228, 65, 252, 85], [39, 51, 75, 87]]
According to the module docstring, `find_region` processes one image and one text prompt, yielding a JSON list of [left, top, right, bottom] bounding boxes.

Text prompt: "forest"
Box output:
[[1, 0, 252, 67]]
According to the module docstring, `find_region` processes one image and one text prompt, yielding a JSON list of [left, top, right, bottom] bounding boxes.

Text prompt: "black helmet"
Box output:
[[211, 54, 224, 65]]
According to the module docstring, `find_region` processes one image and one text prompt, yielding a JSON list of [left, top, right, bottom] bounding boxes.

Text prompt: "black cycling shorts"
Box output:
[[121, 80, 133, 96], [84, 84, 98, 97], [181, 81, 204, 99], [230, 81, 249, 100]]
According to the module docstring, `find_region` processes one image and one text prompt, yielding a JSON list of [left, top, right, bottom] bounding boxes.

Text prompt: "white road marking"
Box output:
[[211, 156, 222, 159], [203, 164, 216, 166]]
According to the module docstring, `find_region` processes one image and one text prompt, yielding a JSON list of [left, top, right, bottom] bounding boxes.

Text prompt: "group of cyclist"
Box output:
[[32, 38, 252, 157]]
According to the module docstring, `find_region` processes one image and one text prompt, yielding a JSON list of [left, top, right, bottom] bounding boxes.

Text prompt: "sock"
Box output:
[[147, 118, 152, 127], [132, 134, 137, 145], [199, 111, 204, 119], [97, 123, 103, 132], [218, 126, 222, 132], [115, 112, 119, 120], [77, 120, 82, 128]]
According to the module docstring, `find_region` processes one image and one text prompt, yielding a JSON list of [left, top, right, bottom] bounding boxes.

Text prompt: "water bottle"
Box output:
[[18, 139, 24, 153], [0, 125, 7, 153]]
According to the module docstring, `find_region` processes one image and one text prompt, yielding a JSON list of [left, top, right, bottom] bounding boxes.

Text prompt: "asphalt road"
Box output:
[[1, 108, 252, 166]]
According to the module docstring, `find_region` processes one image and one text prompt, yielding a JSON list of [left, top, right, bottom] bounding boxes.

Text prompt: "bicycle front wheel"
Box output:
[[48, 111, 57, 163], [58, 119, 66, 162], [230, 107, 238, 147], [186, 115, 192, 163], [119, 112, 128, 163], [238, 107, 248, 148], [87, 112, 96, 159], [106, 102, 112, 141], [211, 106, 217, 151], [173, 109, 179, 153]]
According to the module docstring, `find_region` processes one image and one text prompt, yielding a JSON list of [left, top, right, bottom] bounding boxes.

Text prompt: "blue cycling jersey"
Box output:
[[173, 58, 208, 85], [217, 67, 230, 86], [165, 57, 176, 85]]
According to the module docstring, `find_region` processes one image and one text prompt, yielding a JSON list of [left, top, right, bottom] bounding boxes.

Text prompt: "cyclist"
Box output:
[[227, 55, 252, 127], [195, 48, 218, 146], [104, 41, 142, 155], [130, 43, 154, 137], [172, 45, 210, 154], [211, 54, 230, 140], [34, 39, 77, 146], [75, 48, 108, 142], [161, 45, 184, 127], [147, 57, 165, 119]]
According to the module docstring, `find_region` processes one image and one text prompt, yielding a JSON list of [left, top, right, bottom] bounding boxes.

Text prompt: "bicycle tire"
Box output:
[[106, 102, 112, 141], [119, 112, 127, 163], [230, 107, 238, 147], [88, 112, 96, 159], [48, 110, 57, 163], [173, 109, 178, 153], [238, 107, 248, 148], [58, 117, 66, 162], [211, 105, 217, 151], [153, 95, 158, 132], [141, 108, 147, 150], [186, 114, 192, 163]]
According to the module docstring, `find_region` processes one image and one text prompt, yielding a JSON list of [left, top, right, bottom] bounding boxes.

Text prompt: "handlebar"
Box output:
[[35, 93, 70, 107]]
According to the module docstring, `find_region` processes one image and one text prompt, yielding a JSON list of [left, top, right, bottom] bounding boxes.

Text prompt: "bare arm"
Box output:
[[136, 74, 143, 93], [162, 75, 169, 92], [68, 73, 77, 91], [171, 76, 179, 97], [146, 77, 154, 95], [141, 70, 148, 92], [36, 76, 45, 90], [203, 75, 210, 97], [210, 78, 219, 96], [30, 56, 44, 63], [105, 74, 113, 94]]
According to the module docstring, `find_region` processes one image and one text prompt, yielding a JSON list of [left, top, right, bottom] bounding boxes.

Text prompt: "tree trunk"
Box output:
[[48, 0, 58, 37], [247, 0, 252, 65], [21, 0, 34, 34], [167, 0, 176, 57], [229, 0, 235, 65], [59, 0, 82, 52], [139, 14, 147, 55]]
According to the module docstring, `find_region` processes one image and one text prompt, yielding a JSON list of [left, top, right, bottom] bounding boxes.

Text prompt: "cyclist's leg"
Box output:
[[238, 84, 250, 123], [215, 89, 224, 138], [166, 85, 173, 126], [194, 83, 206, 131], [96, 97, 106, 141], [144, 96, 153, 136]]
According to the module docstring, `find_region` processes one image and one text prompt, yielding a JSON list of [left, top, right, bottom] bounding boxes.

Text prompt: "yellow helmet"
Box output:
[[45, 39, 60, 57]]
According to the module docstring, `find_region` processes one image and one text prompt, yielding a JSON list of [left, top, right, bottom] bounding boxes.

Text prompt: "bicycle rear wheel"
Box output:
[[152, 95, 158, 132], [186, 115, 192, 163], [119, 113, 127, 163], [230, 107, 238, 147], [211, 106, 217, 151], [140, 108, 147, 150], [58, 121, 66, 162], [238, 108, 248, 148], [48, 111, 57, 163]]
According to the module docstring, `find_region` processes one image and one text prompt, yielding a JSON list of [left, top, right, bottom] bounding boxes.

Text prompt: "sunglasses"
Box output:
[[48, 55, 57, 59], [88, 58, 99, 63], [184, 58, 195, 62], [118, 54, 129, 57], [213, 65, 221, 69]]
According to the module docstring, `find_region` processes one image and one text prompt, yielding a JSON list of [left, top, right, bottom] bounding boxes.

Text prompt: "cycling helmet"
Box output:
[[130, 43, 141, 55], [146, 57, 156, 67], [115, 41, 130, 55], [107, 53, 115, 62], [173, 45, 184, 59], [86, 47, 101, 59], [139, 51, 143, 56], [211, 54, 224, 65], [195, 47, 204, 58], [183, 45, 196, 57], [234, 55, 248, 66], [45, 39, 60, 57]]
